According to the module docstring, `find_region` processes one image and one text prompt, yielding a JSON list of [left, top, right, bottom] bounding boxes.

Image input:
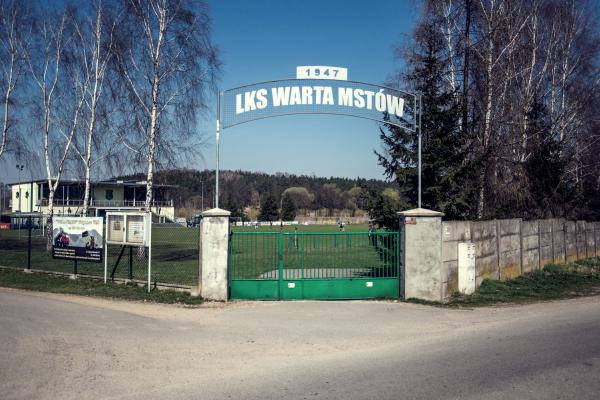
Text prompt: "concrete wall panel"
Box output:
[[586, 223, 595, 259], [521, 220, 539, 273], [564, 221, 577, 262], [497, 219, 521, 280], [471, 221, 499, 286], [551, 219, 566, 264], [576, 221, 587, 260], [596, 223, 600, 257], [539, 220, 553, 268]]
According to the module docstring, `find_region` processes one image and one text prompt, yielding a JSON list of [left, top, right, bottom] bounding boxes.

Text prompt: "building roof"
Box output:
[[95, 179, 178, 188], [8, 178, 177, 188]]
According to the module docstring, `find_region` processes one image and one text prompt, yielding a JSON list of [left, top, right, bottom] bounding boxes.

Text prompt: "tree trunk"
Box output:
[[477, 36, 494, 219], [145, 97, 158, 211], [82, 148, 92, 215], [0, 54, 14, 159], [82, 95, 97, 216], [461, 0, 471, 135], [46, 190, 55, 253]]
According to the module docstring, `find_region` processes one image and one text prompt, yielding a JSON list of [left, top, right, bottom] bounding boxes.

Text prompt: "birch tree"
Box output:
[[70, 0, 117, 215], [0, 0, 26, 161], [471, 0, 529, 217], [381, 0, 600, 221], [114, 0, 220, 210], [26, 7, 87, 250]]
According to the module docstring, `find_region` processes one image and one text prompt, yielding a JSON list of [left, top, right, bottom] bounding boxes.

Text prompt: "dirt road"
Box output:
[[1, 288, 599, 399]]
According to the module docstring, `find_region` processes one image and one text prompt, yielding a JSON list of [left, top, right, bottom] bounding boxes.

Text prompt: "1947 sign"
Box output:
[[296, 66, 348, 81]]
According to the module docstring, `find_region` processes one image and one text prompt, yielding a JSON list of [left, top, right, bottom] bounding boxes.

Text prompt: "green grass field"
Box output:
[[229, 230, 399, 280], [0, 223, 386, 287], [231, 223, 370, 233], [0, 226, 199, 287], [0, 268, 204, 305]]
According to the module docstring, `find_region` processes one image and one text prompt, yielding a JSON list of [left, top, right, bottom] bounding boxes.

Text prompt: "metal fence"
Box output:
[[0, 217, 199, 289], [229, 230, 401, 300], [230, 231, 400, 280]]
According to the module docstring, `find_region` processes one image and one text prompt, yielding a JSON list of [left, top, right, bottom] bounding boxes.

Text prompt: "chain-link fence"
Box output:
[[150, 224, 199, 287], [0, 217, 199, 289]]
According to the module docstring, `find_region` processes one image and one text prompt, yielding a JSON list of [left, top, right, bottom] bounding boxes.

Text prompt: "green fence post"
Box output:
[[397, 230, 401, 297], [27, 215, 32, 270], [278, 231, 283, 299]]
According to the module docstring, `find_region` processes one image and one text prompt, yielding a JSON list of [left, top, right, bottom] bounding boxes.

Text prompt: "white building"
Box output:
[[10, 179, 175, 222]]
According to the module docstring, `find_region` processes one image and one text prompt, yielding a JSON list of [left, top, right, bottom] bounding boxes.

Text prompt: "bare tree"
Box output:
[[385, 0, 600, 220], [472, 0, 530, 217], [70, 0, 117, 215], [25, 7, 87, 250], [114, 0, 220, 211], [0, 0, 26, 161]]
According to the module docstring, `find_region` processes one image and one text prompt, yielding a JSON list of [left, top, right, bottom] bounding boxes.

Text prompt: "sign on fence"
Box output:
[[52, 216, 103, 262], [106, 212, 150, 246]]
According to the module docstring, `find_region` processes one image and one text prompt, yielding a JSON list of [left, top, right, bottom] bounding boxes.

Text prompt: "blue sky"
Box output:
[[204, 0, 419, 179], [0, 0, 419, 184]]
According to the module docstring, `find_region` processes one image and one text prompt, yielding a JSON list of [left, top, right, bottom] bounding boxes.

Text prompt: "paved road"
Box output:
[[0, 289, 599, 400]]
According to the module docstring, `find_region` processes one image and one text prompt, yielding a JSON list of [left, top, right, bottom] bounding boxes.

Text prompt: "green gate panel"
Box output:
[[280, 278, 399, 300], [230, 280, 278, 300], [229, 230, 401, 300]]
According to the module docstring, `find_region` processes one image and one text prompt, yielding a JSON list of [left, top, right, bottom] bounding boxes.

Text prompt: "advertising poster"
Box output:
[[126, 215, 145, 244], [52, 216, 103, 262], [107, 214, 124, 243]]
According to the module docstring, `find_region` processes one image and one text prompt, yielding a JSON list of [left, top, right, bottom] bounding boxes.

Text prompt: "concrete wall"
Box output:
[[564, 221, 577, 262], [441, 221, 471, 298], [498, 219, 521, 280], [552, 219, 566, 265], [596, 222, 600, 257], [539, 219, 554, 268], [586, 222, 596, 258], [520, 220, 539, 273], [576, 221, 587, 259], [440, 217, 599, 299], [471, 221, 499, 286]]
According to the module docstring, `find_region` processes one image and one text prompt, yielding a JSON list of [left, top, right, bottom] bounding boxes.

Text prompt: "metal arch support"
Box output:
[[214, 80, 423, 211], [215, 91, 221, 209], [418, 94, 423, 209]]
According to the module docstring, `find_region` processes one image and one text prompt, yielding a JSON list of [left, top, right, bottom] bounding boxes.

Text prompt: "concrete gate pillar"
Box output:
[[398, 208, 444, 302], [196, 208, 231, 301]]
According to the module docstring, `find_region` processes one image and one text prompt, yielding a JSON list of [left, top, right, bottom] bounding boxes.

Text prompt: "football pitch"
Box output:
[[0, 224, 379, 287]]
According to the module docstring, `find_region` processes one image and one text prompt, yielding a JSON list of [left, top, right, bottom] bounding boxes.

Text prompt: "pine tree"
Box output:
[[375, 21, 476, 225], [258, 192, 279, 221], [280, 193, 297, 221], [222, 192, 245, 220], [522, 99, 569, 218]]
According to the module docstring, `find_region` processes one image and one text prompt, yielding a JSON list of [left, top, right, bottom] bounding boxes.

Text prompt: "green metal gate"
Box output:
[[229, 231, 401, 300]]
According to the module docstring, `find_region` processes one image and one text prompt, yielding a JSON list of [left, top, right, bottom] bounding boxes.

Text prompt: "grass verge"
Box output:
[[410, 258, 600, 308], [0, 268, 203, 305]]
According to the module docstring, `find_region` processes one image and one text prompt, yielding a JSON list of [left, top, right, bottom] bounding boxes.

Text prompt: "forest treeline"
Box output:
[[120, 168, 391, 218], [376, 0, 600, 226]]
